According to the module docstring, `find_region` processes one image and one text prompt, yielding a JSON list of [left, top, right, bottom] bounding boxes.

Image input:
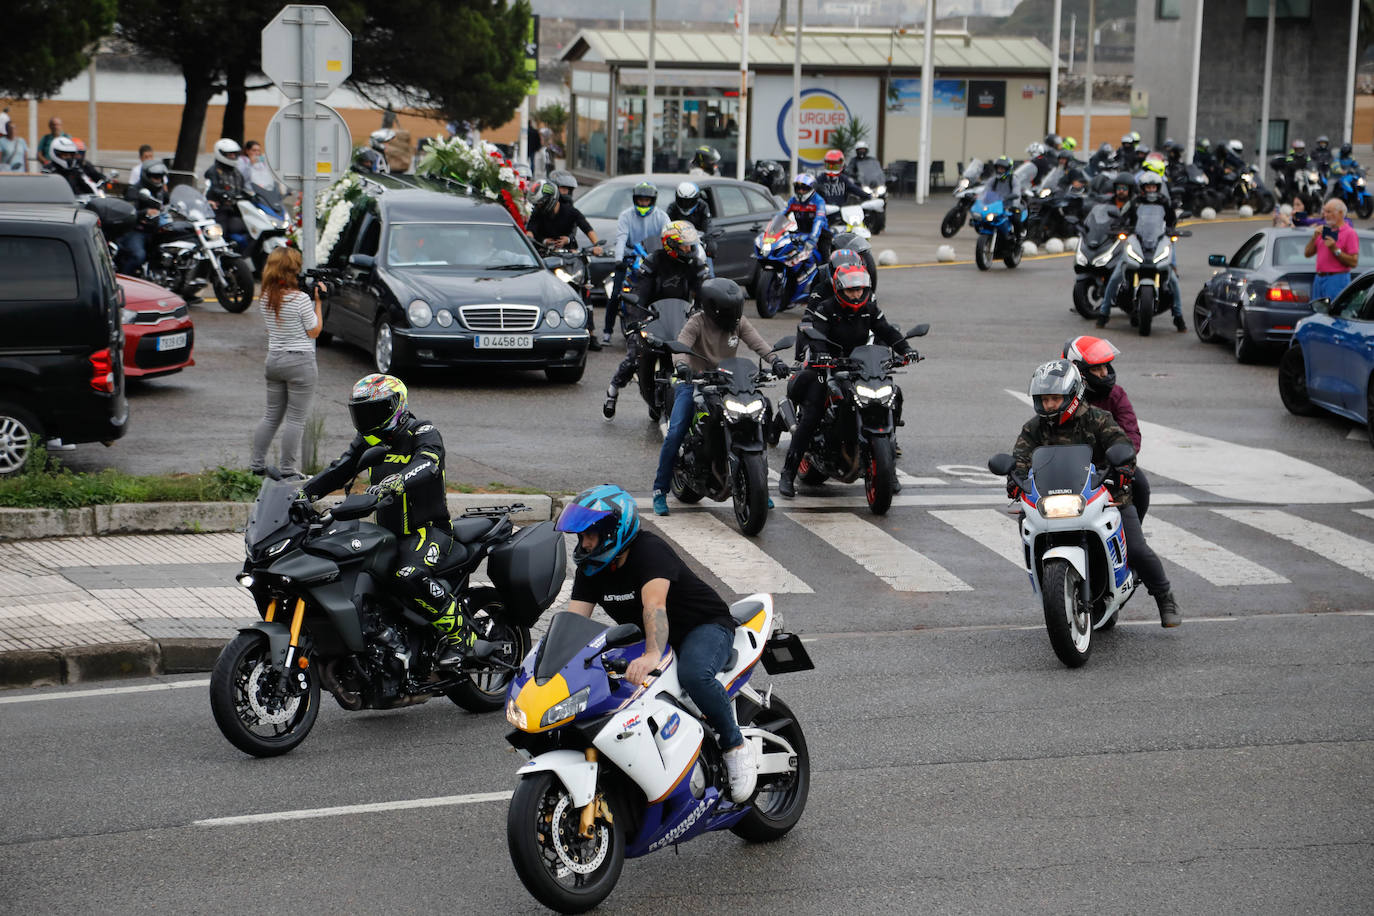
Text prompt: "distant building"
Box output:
[[1132, 0, 1353, 158]]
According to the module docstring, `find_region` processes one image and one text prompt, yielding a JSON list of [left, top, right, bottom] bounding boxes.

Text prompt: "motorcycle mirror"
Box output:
[[138, 188, 153, 200], [349, 253, 376, 271], [1177, 229, 1193, 238], [987, 453, 1015, 477], [603, 623, 644, 649], [1207, 254, 1227, 266], [1104, 442, 1137, 468], [770, 335, 796, 352], [905, 324, 930, 339], [358, 445, 389, 469]]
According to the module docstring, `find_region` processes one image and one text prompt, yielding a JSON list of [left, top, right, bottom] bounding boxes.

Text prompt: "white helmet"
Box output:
[[49, 136, 79, 170], [213, 138, 242, 168], [1226, 139, 1243, 156], [370, 128, 396, 151], [1027, 142, 1047, 158]]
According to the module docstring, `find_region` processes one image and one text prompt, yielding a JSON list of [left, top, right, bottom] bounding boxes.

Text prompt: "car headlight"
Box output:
[[435, 308, 453, 328], [563, 299, 586, 329], [264, 537, 291, 557], [854, 383, 894, 406], [1039, 494, 1085, 518], [544, 309, 562, 328], [407, 299, 433, 327], [505, 696, 527, 730], [540, 686, 589, 728], [723, 396, 766, 421], [120, 308, 137, 324], [1126, 240, 1143, 263], [203, 223, 223, 240]]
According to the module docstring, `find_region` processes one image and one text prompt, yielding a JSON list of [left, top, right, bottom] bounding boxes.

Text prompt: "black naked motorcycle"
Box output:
[[624, 294, 692, 423], [669, 339, 792, 536], [780, 324, 929, 516], [209, 464, 566, 757]]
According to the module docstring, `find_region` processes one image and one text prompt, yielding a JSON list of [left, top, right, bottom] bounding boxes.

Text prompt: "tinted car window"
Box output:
[[1231, 233, 1264, 268], [385, 222, 539, 269], [355, 214, 381, 257], [712, 185, 751, 218], [575, 182, 674, 219], [1334, 274, 1374, 320], [744, 187, 779, 213], [0, 236, 78, 299]]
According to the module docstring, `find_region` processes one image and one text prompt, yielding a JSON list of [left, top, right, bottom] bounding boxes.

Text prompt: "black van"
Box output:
[[0, 175, 129, 475]]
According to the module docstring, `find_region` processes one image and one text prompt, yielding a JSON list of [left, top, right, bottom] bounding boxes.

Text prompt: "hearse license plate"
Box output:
[[157, 332, 188, 351], [475, 334, 533, 349]]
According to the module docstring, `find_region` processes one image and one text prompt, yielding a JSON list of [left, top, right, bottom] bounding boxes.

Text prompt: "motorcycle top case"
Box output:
[[86, 197, 137, 236], [486, 521, 567, 626]]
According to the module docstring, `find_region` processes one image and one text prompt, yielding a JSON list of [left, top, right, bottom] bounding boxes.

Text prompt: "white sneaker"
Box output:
[[723, 740, 757, 803]]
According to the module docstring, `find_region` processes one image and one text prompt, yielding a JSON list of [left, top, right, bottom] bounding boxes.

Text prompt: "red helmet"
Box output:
[[1062, 335, 1120, 397], [832, 264, 871, 311], [823, 149, 845, 174]]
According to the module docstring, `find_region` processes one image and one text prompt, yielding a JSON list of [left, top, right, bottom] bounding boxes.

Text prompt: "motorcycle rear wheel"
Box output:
[[507, 772, 625, 914], [974, 234, 992, 271], [209, 631, 320, 757], [1041, 559, 1093, 668], [214, 257, 256, 313], [757, 272, 787, 318], [671, 463, 704, 503], [446, 589, 530, 713], [730, 696, 811, 842], [733, 452, 770, 536], [1072, 276, 1103, 320], [865, 437, 896, 516], [1137, 286, 1155, 337], [939, 207, 965, 238]]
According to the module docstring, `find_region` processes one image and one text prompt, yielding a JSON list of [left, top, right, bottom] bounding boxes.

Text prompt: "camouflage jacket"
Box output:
[[1012, 405, 1136, 507]]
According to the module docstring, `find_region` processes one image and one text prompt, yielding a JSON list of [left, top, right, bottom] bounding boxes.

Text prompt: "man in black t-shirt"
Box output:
[[555, 484, 757, 802], [526, 181, 602, 254]]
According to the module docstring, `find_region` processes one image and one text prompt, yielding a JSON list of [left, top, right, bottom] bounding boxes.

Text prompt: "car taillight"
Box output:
[[89, 348, 115, 393], [1265, 282, 1306, 303]]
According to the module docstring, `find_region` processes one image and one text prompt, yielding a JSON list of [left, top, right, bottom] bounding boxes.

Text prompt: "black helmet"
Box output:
[[699, 278, 743, 331], [692, 146, 721, 173], [1028, 359, 1085, 428], [674, 180, 701, 213], [1340, 142, 1353, 158], [1112, 172, 1136, 194], [1045, 133, 1062, 150], [141, 162, 169, 189], [348, 374, 409, 443]]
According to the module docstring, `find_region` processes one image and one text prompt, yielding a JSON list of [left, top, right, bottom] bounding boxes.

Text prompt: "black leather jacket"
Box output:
[[803, 294, 911, 361], [816, 171, 870, 207], [631, 249, 708, 315], [203, 162, 245, 204]]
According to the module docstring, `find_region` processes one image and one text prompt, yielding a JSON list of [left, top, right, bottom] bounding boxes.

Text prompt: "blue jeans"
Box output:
[[116, 229, 149, 274], [1311, 272, 1351, 302], [1102, 263, 1183, 319], [677, 623, 742, 749], [653, 382, 695, 494]]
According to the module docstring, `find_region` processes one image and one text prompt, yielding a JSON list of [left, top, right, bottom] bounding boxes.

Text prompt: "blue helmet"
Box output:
[[555, 485, 641, 575], [792, 172, 816, 201]]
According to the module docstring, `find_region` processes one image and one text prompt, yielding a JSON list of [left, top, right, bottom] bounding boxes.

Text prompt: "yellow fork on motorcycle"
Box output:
[[579, 748, 612, 838], [283, 598, 308, 670], [264, 598, 277, 623]]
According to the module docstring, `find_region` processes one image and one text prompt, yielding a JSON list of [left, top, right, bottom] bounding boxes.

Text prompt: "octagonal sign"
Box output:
[[261, 4, 352, 98]]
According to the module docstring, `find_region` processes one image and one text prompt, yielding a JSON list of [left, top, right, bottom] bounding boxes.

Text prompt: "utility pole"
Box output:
[[1258, 0, 1275, 181], [646, 0, 657, 173], [917, 0, 935, 203], [738, 0, 751, 179], [1047, 0, 1061, 136], [791, 0, 803, 180], [1184, 0, 1204, 160], [1082, 0, 1095, 153]]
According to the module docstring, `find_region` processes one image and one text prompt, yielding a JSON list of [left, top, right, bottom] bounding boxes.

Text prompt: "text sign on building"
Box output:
[[967, 80, 1005, 118]]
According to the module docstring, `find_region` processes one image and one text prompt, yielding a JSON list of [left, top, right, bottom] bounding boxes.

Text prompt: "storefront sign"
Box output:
[[967, 81, 1005, 118], [750, 76, 879, 166]]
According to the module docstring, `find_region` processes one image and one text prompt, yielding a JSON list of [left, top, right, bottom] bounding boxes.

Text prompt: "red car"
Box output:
[[117, 274, 195, 378]]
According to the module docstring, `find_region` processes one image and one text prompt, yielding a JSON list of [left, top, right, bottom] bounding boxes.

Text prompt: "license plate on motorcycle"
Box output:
[[760, 631, 814, 675], [475, 334, 533, 349], [156, 332, 188, 351]]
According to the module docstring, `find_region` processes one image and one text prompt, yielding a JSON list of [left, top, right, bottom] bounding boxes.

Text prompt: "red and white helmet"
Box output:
[[823, 149, 845, 175], [832, 263, 872, 311], [1062, 335, 1120, 397]]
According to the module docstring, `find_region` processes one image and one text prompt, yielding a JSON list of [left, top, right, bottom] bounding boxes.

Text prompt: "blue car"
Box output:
[[1278, 270, 1374, 446]]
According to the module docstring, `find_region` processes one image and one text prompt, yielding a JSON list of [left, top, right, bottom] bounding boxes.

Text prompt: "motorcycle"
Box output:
[[144, 184, 255, 312], [209, 468, 566, 757], [1330, 168, 1373, 220], [667, 338, 792, 536], [1169, 162, 1219, 218], [623, 294, 692, 424], [1072, 203, 1126, 320], [235, 183, 291, 275], [1217, 162, 1275, 213], [988, 441, 1138, 668], [1111, 203, 1190, 336], [540, 242, 598, 305], [504, 595, 813, 913], [746, 158, 789, 195], [825, 201, 873, 241], [940, 159, 985, 238], [851, 156, 889, 234], [778, 324, 928, 516], [970, 185, 1026, 270], [1025, 169, 1085, 243], [1284, 166, 1326, 213], [752, 212, 822, 318]]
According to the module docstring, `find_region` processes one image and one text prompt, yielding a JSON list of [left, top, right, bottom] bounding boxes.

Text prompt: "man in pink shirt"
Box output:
[[1305, 198, 1359, 301]]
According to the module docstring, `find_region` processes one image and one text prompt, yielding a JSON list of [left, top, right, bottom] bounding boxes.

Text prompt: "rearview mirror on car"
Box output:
[[1207, 254, 1227, 267]]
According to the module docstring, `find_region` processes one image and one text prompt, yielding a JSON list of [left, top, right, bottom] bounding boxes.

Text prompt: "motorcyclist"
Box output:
[[1162, 139, 1188, 185], [300, 374, 479, 667], [1312, 136, 1334, 176], [604, 220, 708, 420], [41, 136, 103, 195], [1098, 170, 1185, 332], [117, 161, 170, 275], [1270, 139, 1310, 199], [1087, 141, 1116, 177], [549, 169, 579, 202], [606, 180, 669, 345], [778, 264, 913, 498], [847, 140, 884, 184], [70, 138, 109, 186], [986, 155, 1026, 237], [353, 128, 393, 174], [652, 278, 785, 516], [689, 145, 721, 177], [1012, 359, 1180, 627], [1116, 132, 1145, 173], [1331, 142, 1361, 176], [555, 484, 758, 802], [1028, 142, 1055, 182], [817, 149, 871, 207], [1194, 137, 1218, 181], [203, 138, 250, 251], [1219, 139, 1248, 175], [783, 172, 829, 261], [666, 181, 714, 259], [1062, 335, 1150, 521], [525, 180, 602, 254], [1044, 133, 1063, 152]]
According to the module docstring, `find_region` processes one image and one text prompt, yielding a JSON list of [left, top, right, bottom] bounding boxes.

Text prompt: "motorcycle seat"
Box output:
[[730, 598, 765, 625], [452, 516, 501, 543]]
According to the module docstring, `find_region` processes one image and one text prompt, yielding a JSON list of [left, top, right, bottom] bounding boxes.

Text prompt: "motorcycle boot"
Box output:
[[778, 451, 800, 498], [1155, 591, 1183, 628], [603, 384, 618, 420], [432, 595, 479, 667]]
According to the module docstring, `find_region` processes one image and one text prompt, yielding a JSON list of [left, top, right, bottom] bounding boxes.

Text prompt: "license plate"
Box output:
[[156, 332, 188, 351], [474, 334, 533, 349]]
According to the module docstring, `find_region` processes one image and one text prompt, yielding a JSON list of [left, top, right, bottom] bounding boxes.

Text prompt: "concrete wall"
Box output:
[[1130, 0, 1198, 146]]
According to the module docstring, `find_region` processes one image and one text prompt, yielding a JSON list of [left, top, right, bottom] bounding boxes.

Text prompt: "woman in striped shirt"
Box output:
[[249, 246, 323, 476]]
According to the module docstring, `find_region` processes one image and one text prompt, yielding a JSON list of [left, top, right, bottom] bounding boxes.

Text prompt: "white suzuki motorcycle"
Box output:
[[504, 594, 813, 913], [989, 441, 1138, 667]]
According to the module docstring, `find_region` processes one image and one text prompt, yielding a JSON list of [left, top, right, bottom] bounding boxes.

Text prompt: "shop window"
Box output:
[[711, 185, 751, 218], [1262, 120, 1287, 159], [1244, 0, 1310, 17], [1156, 0, 1180, 19]]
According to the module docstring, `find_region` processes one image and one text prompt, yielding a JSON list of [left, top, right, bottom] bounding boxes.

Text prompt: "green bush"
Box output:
[[0, 461, 264, 509]]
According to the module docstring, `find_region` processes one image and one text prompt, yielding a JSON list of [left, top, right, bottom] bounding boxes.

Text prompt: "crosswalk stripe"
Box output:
[[1355, 509, 1374, 522], [786, 512, 971, 592], [929, 509, 1026, 569], [765, 468, 948, 487], [647, 514, 813, 594], [1214, 509, 1374, 581], [1142, 513, 1289, 586]]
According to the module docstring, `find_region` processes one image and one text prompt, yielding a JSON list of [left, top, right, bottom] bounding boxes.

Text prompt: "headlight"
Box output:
[[760, 240, 773, 255], [563, 299, 586, 328], [203, 223, 223, 240], [120, 308, 137, 324], [723, 396, 766, 421], [1075, 248, 1087, 266], [264, 538, 291, 557], [1153, 243, 1172, 264], [875, 184, 887, 196], [986, 213, 996, 221], [854, 383, 894, 406], [1359, 178, 1367, 188], [1039, 187, 1052, 198], [1093, 241, 1119, 267], [505, 696, 527, 730], [407, 299, 433, 327], [1126, 240, 1143, 263], [540, 686, 589, 728], [1241, 172, 1253, 182], [1039, 494, 1085, 518], [435, 308, 453, 327], [956, 179, 969, 192], [236, 572, 255, 589], [1307, 171, 1319, 182], [544, 309, 562, 328], [554, 267, 574, 283], [1197, 174, 1208, 185]]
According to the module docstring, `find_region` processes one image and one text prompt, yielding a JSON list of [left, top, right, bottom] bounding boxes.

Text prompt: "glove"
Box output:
[[1006, 480, 1022, 501], [1113, 467, 1135, 492], [673, 363, 691, 382], [899, 349, 917, 365], [366, 473, 404, 498], [772, 358, 790, 379]]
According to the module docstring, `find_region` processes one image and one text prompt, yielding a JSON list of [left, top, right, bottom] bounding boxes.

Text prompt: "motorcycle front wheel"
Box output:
[[939, 206, 965, 238], [1003, 234, 1023, 268], [733, 452, 770, 536], [864, 437, 896, 515], [1072, 276, 1103, 320], [1359, 198, 1374, 220], [1041, 559, 1093, 668], [446, 588, 529, 713], [974, 234, 992, 271], [209, 631, 320, 757], [214, 257, 256, 313], [507, 772, 625, 914], [757, 271, 786, 318], [730, 695, 811, 842], [1137, 285, 1156, 336]]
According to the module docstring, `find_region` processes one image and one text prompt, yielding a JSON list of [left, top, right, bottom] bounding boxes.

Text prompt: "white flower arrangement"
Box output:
[[313, 172, 372, 265], [316, 199, 354, 263]]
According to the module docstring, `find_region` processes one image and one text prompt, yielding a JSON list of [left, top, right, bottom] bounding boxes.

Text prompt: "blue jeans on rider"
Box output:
[[676, 622, 743, 750], [1101, 263, 1183, 319], [116, 228, 149, 274], [653, 382, 696, 494]]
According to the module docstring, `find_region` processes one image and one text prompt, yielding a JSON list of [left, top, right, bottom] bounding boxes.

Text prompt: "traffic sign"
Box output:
[[261, 5, 352, 99], [263, 100, 353, 193]]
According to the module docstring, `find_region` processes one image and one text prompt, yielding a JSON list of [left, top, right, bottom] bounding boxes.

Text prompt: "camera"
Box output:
[[299, 267, 334, 295]]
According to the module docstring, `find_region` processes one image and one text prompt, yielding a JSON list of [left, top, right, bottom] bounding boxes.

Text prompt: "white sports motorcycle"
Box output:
[[989, 442, 1138, 667], [503, 594, 813, 913]]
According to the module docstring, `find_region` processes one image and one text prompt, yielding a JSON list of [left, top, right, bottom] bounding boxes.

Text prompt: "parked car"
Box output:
[[1193, 226, 1374, 362], [117, 274, 195, 379], [1278, 270, 1374, 447], [318, 180, 590, 383], [575, 173, 786, 291], [0, 175, 128, 475]]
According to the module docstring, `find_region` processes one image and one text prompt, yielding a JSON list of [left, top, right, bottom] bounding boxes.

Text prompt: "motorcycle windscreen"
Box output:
[[1082, 205, 1119, 246], [169, 184, 212, 221], [644, 298, 691, 340], [854, 159, 885, 186], [246, 479, 301, 546], [962, 158, 984, 181], [534, 611, 610, 684], [715, 356, 760, 395], [978, 184, 1008, 205], [1135, 204, 1167, 246], [1029, 444, 1095, 497], [764, 211, 796, 239], [847, 344, 890, 377]]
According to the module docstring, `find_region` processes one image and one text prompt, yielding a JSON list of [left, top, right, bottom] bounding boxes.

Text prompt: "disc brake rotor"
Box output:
[[549, 794, 608, 875], [244, 660, 300, 725]]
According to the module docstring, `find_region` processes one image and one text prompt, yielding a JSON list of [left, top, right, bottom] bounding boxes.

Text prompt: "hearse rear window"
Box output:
[[0, 236, 78, 300]]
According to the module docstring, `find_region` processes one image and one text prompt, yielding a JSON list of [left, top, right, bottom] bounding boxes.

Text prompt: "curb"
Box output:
[[0, 638, 225, 690]]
